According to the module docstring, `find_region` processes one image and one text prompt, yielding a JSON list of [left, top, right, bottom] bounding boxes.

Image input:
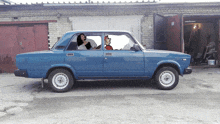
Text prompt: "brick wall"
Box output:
[[1, 3, 220, 49], [141, 15, 154, 49], [48, 18, 72, 48]]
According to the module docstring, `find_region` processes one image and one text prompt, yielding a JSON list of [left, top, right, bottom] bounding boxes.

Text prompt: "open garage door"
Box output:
[[167, 15, 184, 52], [154, 14, 183, 52], [218, 40, 220, 65], [216, 21, 220, 65], [154, 14, 167, 50]]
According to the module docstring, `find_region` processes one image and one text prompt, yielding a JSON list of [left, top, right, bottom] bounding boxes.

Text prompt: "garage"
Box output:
[[154, 14, 220, 66], [183, 16, 220, 66], [0, 21, 51, 73]]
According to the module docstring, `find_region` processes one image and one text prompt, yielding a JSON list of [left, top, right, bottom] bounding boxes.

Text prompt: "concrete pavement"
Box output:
[[0, 67, 220, 123]]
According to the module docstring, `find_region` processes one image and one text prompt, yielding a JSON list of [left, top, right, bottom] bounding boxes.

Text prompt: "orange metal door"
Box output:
[[217, 22, 220, 65], [0, 26, 18, 73], [0, 24, 49, 73], [218, 42, 220, 64], [154, 14, 167, 50], [17, 26, 36, 53], [167, 15, 183, 52], [34, 24, 49, 50]]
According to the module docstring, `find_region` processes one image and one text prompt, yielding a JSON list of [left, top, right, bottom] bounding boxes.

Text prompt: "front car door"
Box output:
[[64, 32, 104, 78], [103, 32, 145, 77]]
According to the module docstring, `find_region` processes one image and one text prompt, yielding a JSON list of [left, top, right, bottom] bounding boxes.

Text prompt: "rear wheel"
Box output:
[[155, 67, 179, 90], [48, 69, 74, 92]]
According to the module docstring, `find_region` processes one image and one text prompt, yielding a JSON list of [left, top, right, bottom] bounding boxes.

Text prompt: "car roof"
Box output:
[[65, 30, 131, 34]]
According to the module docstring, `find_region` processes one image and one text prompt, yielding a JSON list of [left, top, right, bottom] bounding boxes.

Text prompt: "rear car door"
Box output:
[[103, 33, 145, 77]]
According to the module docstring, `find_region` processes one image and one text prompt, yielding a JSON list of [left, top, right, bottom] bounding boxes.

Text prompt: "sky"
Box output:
[[5, 0, 220, 4]]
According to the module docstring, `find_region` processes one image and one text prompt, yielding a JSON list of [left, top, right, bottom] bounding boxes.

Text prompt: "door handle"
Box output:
[[66, 53, 74, 56], [105, 53, 112, 56], [105, 58, 108, 60]]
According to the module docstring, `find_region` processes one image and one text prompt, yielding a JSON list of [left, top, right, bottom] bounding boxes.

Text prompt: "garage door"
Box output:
[[0, 24, 48, 73], [69, 16, 143, 42]]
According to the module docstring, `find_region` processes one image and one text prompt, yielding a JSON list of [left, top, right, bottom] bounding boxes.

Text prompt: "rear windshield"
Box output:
[[51, 33, 74, 50]]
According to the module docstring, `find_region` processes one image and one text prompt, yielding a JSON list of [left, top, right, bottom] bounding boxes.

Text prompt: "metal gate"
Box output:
[[0, 23, 49, 73]]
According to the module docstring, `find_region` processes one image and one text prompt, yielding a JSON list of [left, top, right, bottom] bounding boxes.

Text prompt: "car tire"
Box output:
[[48, 69, 74, 92], [155, 67, 179, 90]]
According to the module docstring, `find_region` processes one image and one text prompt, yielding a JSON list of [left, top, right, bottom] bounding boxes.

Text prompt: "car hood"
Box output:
[[144, 49, 188, 54], [144, 49, 185, 54], [143, 49, 191, 58]]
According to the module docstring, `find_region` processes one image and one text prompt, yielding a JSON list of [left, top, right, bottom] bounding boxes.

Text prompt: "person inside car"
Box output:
[[77, 33, 91, 50], [104, 35, 113, 50], [77, 33, 99, 50]]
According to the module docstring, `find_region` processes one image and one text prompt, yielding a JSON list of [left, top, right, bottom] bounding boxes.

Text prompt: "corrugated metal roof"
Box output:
[[1, 0, 220, 7], [43, 2, 159, 6], [0, 0, 158, 6], [0, 0, 11, 4]]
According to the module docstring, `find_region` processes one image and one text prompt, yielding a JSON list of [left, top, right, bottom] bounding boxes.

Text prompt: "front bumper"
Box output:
[[183, 66, 192, 74], [14, 70, 28, 77]]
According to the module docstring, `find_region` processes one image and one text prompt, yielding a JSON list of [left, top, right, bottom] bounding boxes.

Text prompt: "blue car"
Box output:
[[14, 31, 192, 92]]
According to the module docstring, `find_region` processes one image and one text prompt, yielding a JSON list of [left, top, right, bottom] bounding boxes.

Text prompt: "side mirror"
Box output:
[[133, 44, 141, 51]]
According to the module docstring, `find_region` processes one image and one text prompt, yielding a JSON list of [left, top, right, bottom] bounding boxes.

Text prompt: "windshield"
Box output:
[[128, 33, 145, 50]]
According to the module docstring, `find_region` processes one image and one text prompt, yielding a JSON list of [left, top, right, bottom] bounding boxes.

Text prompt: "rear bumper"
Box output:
[[14, 69, 28, 77], [183, 66, 192, 74]]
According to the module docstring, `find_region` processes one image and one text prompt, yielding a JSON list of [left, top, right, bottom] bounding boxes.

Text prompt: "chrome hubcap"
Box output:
[[52, 73, 69, 89], [159, 71, 175, 87]]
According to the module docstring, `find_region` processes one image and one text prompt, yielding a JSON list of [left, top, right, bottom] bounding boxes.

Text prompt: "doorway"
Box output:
[[184, 16, 219, 65], [154, 14, 220, 66]]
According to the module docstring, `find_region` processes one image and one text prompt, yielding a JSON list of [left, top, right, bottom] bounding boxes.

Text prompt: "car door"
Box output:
[[103, 33, 145, 77], [64, 32, 104, 78]]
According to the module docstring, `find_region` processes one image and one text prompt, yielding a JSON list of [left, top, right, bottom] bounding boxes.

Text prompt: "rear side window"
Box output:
[[105, 34, 135, 51]]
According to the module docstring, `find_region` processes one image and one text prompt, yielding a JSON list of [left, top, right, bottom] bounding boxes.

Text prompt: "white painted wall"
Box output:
[[69, 16, 143, 42]]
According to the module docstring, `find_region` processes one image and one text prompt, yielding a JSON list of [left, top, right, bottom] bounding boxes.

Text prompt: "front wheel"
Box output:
[[155, 67, 179, 90], [48, 69, 74, 92]]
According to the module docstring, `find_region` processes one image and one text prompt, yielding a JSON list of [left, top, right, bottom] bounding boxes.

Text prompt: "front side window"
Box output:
[[67, 33, 102, 51], [104, 33, 135, 51]]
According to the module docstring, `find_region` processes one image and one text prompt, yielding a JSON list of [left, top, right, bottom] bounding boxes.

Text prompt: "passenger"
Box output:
[[77, 33, 92, 50], [104, 35, 113, 50], [77, 33, 99, 50], [87, 39, 98, 49]]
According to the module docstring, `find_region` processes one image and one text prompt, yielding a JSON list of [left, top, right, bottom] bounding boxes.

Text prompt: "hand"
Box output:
[[96, 45, 101, 49]]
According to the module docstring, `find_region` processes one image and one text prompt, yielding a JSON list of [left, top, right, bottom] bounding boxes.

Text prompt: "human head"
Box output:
[[104, 35, 111, 45], [77, 33, 86, 46], [81, 34, 86, 41]]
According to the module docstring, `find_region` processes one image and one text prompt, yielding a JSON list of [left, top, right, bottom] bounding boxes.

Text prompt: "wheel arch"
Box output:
[[46, 65, 76, 79], [152, 62, 181, 79]]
